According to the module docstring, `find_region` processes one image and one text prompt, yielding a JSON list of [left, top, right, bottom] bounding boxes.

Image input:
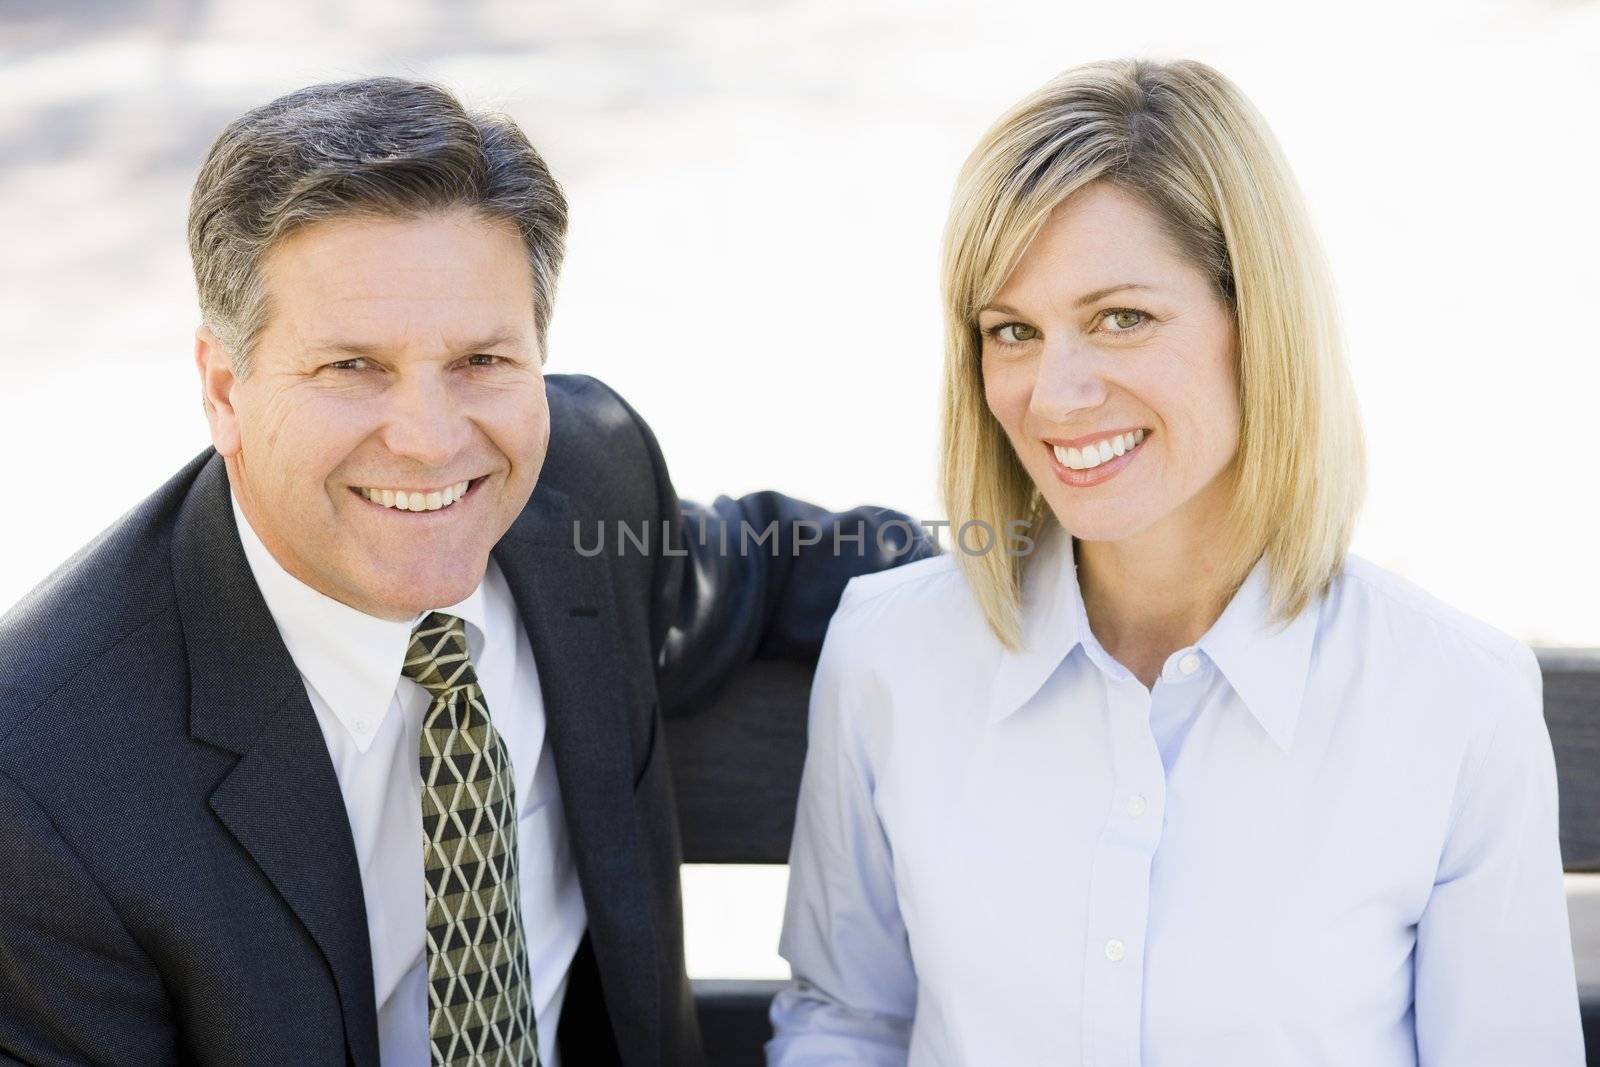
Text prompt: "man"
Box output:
[[0, 78, 928, 1066]]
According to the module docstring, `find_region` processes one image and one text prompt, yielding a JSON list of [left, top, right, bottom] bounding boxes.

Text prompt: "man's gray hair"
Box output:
[[187, 76, 568, 377]]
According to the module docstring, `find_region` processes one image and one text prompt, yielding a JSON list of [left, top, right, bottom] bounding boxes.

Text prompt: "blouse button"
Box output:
[[1104, 938, 1126, 962], [1178, 653, 1201, 675], [1127, 794, 1147, 818]]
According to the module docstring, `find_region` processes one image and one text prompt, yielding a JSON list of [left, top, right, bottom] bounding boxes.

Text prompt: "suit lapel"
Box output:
[[168, 453, 660, 1064], [173, 453, 381, 1067], [493, 484, 661, 1064]]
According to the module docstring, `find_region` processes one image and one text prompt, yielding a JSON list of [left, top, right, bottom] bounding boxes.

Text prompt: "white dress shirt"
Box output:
[[231, 493, 587, 1067], [769, 521, 1584, 1066]]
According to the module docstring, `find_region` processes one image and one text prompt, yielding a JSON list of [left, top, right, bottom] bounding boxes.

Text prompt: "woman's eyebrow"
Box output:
[[1072, 282, 1156, 308], [979, 282, 1158, 318]]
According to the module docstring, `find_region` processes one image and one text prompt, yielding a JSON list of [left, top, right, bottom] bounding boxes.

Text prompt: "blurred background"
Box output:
[[3, 0, 1597, 981]]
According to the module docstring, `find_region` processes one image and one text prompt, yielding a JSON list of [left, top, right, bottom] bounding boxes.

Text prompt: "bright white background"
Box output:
[[3, 0, 1597, 980]]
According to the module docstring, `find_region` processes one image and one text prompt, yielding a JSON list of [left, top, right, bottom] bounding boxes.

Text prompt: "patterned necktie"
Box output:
[[403, 611, 540, 1067]]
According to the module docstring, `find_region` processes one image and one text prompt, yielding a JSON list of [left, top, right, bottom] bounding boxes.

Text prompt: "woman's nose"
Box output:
[[1028, 341, 1109, 422]]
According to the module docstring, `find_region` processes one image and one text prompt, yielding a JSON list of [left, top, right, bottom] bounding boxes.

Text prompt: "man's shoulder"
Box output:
[[544, 373, 649, 455], [539, 373, 664, 520], [0, 451, 205, 742]]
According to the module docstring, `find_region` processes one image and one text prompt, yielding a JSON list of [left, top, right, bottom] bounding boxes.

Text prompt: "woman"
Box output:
[[766, 59, 1583, 1065]]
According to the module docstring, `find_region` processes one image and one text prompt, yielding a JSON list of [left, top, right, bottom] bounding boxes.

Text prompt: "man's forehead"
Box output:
[[263, 210, 531, 291], [257, 212, 539, 357]]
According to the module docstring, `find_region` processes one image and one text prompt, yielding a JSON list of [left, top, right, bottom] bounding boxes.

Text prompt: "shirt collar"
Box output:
[[986, 521, 1321, 750], [1193, 551, 1320, 750], [985, 521, 1089, 725], [229, 490, 490, 753]]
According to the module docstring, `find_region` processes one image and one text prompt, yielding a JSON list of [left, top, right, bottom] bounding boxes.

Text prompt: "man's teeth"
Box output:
[[1053, 429, 1146, 471], [357, 480, 471, 511]]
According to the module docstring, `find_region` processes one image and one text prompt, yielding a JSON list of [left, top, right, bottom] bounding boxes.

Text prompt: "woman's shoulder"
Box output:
[[834, 552, 985, 630], [841, 550, 968, 605], [809, 553, 1004, 751], [818, 552, 996, 676], [1326, 553, 1543, 713]]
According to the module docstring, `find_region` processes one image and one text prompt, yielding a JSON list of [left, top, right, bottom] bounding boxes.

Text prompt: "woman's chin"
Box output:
[[1040, 496, 1162, 546]]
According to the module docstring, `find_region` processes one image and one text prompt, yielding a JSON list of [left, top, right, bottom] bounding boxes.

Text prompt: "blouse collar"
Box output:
[[986, 520, 1323, 750]]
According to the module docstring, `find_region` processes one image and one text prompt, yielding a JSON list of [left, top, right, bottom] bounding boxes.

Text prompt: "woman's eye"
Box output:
[[988, 322, 1040, 344], [1100, 309, 1148, 333], [327, 357, 368, 371]]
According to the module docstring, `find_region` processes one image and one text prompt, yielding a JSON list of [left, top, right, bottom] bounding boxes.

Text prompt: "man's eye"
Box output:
[[467, 354, 501, 366], [1100, 309, 1149, 333]]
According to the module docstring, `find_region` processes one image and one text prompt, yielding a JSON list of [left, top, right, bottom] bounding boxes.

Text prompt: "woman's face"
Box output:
[[980, 181, 1240, 548]]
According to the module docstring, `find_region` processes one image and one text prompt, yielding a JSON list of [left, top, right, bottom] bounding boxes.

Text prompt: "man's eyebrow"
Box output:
[[977, 283, 1157, 317], [305, 340, 385, 357], [305, 333, 524, 356]]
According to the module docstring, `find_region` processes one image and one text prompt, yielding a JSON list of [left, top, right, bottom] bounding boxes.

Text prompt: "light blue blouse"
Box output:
[[768, 522, 1583, 1065]]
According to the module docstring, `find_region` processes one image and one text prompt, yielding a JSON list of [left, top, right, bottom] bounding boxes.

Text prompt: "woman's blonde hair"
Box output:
[[940, 58, 1365, 648]]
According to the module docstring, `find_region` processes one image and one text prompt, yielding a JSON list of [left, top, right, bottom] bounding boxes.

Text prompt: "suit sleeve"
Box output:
[[0, 767, 179, 1066], [1412, 643, 1585, 1065], [601, 390, 936, 717]]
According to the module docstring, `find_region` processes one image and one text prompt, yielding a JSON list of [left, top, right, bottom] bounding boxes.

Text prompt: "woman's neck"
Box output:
[[1074, 506, 1235, 690]]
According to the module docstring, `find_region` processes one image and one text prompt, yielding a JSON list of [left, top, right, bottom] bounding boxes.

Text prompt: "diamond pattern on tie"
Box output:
[[404, 611, 540, 1067]]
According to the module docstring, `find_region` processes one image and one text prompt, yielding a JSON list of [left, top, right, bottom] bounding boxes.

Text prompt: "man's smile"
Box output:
[[349, 475, 488, 512]]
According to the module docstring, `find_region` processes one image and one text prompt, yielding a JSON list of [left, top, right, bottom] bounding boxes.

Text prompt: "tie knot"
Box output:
[[402, 612, 479, 697]]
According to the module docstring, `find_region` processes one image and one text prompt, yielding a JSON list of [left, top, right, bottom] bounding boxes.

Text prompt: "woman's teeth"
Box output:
[[357, 480, 471, 512], [1053, 429, 1146, 471]]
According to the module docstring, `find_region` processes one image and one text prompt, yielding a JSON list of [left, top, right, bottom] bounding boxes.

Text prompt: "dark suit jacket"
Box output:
[[0, 374, 930, 1066]]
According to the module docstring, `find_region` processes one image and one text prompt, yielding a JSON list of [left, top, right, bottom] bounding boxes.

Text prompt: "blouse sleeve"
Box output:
[[1413, 640, 1585, 1065], [766, 588, 917, 1066]]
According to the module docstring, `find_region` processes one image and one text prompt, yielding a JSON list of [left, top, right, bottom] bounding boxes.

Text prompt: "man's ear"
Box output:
[[195, 325, 242, 457]]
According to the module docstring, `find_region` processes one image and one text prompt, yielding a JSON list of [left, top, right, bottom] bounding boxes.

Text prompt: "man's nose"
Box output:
[[380, 373, 471, 468], [1028, 340, 1110, 423]]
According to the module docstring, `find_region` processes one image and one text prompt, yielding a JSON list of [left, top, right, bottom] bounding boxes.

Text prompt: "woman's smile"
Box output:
[[1043, 427, 1151, 487]]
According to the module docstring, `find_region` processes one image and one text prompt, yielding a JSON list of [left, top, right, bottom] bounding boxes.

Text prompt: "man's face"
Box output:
[[196, 207, 550, 621]]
